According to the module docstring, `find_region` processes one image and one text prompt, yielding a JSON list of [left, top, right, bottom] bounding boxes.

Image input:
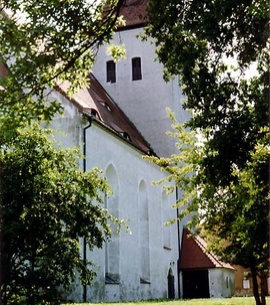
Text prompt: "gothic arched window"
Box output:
[[105, 164, 120, 284], [139, 180, 150, 283]]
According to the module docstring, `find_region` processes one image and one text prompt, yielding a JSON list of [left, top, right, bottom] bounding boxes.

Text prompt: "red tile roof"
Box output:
[[57, 74, 154, 155], [0, 62, 8, 78], [179, 229, 234, 270], [0, 55, 153, 154], [118, 0, 148, 29]]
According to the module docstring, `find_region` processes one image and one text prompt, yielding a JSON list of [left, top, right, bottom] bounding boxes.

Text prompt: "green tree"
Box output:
[[0, 1, 126, 303], [0, 0, 125, 136], [146, 112, 269, 305], [144, 1, 269, 304], [0, 125, 122, 305]]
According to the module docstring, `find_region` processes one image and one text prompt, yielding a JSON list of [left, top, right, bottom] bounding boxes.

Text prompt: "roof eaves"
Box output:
[[89, 74, 156, 156], [91, 115, 155, 156], [55, 74, 157, 157], [116, 21, 146, 32]]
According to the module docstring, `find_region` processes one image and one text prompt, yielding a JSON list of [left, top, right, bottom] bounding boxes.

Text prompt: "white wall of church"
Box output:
[[83, 124, 179, 302], [49, 93, 180, 302], [92, 27, 189, 157]]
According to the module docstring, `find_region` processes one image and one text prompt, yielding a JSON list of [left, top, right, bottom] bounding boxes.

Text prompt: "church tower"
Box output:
[[92, 0, 189, 157]]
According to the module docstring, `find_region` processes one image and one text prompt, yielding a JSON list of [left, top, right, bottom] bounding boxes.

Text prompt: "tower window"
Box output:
[[106, 60, 116, 83], [132, 57, 142, 81]]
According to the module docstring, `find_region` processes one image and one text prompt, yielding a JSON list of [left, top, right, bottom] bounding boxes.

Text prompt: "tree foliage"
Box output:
[[144, 1, 269, 304], [0, 1, 126, 303], [0, 0, 125, 137], [144, 0, 269, 181], [0, 125, 120, 305], [146, 112, 269, 303]]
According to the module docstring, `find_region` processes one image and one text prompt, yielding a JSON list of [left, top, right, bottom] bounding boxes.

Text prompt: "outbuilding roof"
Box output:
[[57, 74, 154, 155], [179, 229, 234, 270]]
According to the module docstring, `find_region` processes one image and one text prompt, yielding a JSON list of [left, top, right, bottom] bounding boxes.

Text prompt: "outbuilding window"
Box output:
[[106, 60, 116, 83], [132, 57, 142, 81]]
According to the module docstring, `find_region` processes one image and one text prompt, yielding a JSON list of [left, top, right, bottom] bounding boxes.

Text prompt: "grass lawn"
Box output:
[[68, 297, 270, 305]]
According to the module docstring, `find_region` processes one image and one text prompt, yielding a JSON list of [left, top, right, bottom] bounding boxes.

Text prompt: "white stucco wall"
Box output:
[[92, 27, 189, 158], [209, 268, 235, 298], [83, 125, 179, 302], [49, 92, 180, 302]]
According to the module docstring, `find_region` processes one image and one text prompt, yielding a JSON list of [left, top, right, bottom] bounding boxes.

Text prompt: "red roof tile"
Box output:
[[0, 62, 8, 78], [118, 0, 148, 29], [179, 229, 234, 270], [0, 55, 152, 154], [57, 74, 154, 155]]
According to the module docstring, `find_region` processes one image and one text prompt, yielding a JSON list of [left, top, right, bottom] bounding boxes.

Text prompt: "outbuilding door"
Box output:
[[182, 270, 210, 299]]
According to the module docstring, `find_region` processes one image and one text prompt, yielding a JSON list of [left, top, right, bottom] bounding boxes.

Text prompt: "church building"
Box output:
[[49, 0, 235, 301], [50, 73, 181, 302]]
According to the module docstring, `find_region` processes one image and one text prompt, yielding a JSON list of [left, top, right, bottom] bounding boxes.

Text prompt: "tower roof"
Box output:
[[118, 0, 148, 29]]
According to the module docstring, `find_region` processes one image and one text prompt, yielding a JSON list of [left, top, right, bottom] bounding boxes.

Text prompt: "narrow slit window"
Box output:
[[132, 57, 142, 81], [106, 60, 116, 83]]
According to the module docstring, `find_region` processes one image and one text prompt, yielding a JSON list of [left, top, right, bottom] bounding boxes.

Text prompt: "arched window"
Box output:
[[105, 165, 120, 284], [162, 191, 171, 250], [168, 268, 175, 299], [132, 57, 142, 81], [106, 60, 116, 83], [139, 180, 150, 283]]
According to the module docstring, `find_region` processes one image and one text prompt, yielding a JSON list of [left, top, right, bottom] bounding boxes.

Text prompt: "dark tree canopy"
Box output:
[[1, 126, 117, 305], [0, 0, 125, 136], [145, 0, 269, 184], [144, 1, 269, 304], [0, 1, 127, 304]]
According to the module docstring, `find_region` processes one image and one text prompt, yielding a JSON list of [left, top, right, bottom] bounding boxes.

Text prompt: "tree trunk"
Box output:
[[260, 270, 268, 305], [0, 161, 3, 305], [251, 266, 262, 305]]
